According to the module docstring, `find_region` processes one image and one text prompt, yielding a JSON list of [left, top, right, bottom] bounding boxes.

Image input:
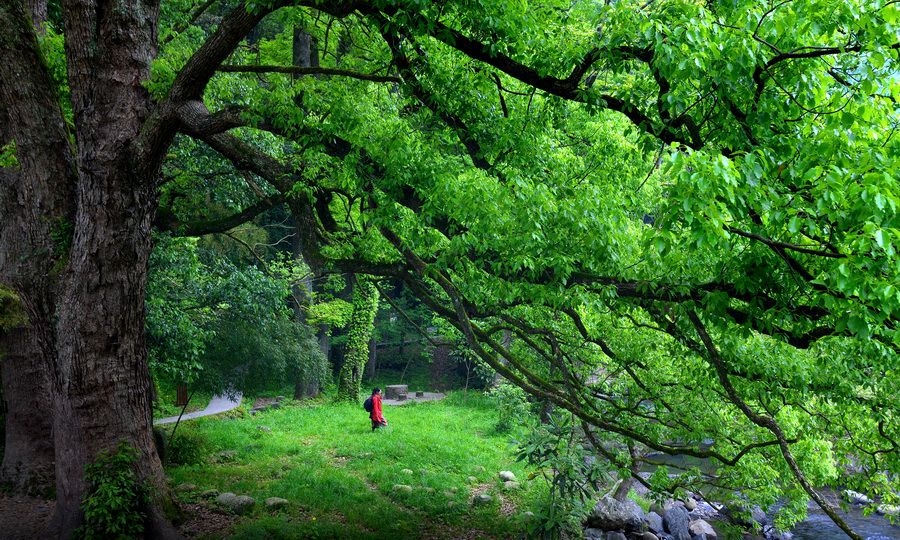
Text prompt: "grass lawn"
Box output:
[[166, 392, 546, 539]]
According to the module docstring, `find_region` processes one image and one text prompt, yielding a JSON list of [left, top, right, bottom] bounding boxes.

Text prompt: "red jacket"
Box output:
[[370, 394, 386, 423]]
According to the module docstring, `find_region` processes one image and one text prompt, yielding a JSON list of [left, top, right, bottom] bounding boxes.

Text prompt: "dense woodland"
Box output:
[[0, 0, 899, 538]]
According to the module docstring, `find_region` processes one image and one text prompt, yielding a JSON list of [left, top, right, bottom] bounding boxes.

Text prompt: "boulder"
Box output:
[[499, 470, 517, 482], [843, 489, 873, 505], [688, 519, 717, 539], [265, 497, 289, 510], [876, 504, 899, 516], [392, 484, 413, 494], [605, 532, 627, 540], [474, 493, 493, 505], [216, 492, 255, 515], [663, 505, 690, 540], [750, 505, 767, 525], [583, 528, 604, 540], [585, 495, 644, 532], [645, 511, 664, 533], [637, 533, 659, 540], [683, 498, 697, 511], [503, 481, 520, 491], [175, 483, 197, 493]]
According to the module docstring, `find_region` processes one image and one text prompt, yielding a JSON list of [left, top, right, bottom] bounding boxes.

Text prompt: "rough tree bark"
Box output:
[[0, 0, 74, 496]]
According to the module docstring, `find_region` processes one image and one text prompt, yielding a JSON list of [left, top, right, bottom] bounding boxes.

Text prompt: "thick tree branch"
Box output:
[[218, 64, 401, 83]]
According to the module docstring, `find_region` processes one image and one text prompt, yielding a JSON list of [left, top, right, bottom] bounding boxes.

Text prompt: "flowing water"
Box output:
[[640, 452, 900, 539]]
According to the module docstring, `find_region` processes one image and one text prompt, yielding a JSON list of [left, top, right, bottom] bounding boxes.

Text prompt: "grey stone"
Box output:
[[683, 498, 697, 511], [269, 402, 281, 409], [688, 519, 717, 539], [175, 483, 197, 493], [216, 492, 255, 515], [876, 504, 899, 516], [604, 532, 627, 540], [275, 396, 285, 402], [663, 505, 690, 540], [473, 465, 486, 473], [392, 484, 413, 494], [585, 495, 644, 532], [467, 475, 479, 484], [199, 489, 219, 499], [637, 533, 659, 540], [400, 468, 414, 475], [503, 481, 520, 490], [583, 528, 604, 540], [499, 470, 517, 482], [264, 497, 289, 509], [422, 487, 435, 493], [751, 506, 767, 525], [646, 511, 664, 533], [214, 450, 238, 462], [843, 489, 873, 505], [474, 493, 493, 505]]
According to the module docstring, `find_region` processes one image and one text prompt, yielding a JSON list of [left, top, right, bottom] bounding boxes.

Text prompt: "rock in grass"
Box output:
[[689, 519, 717, 539], [448, 487, 458, 493], [502, 481, 520, 491], [400, 468, 414, 475], [175, 483, 197, 493], [257, 425, 272, 434], [473, 465, 486, 473], [422, 487, 435, 494], [392, 484, 413, 494], [467, 476, 479, 484], [265, 497, 289, 510], [213, 450, 238, 463], [498, 471, 517, 482], [199, 489, 219, 499], [216, 493, 255, 515], [473, 494, 493, 505]]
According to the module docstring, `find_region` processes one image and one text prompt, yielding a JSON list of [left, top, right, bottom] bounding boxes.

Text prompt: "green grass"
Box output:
[[166, 392, 545, 539]]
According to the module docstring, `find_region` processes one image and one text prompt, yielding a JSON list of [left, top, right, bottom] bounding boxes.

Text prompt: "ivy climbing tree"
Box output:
[[337, 276, 380, 402]]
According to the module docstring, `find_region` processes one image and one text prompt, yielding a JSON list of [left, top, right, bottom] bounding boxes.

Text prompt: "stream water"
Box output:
[[640, 452, 900, 539]]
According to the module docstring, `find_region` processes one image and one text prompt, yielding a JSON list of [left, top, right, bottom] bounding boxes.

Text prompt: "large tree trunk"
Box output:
[[45, 0, 177, 535], [0, 0, 74, 497]]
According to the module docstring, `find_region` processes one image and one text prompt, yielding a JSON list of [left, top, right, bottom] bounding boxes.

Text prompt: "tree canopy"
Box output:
[[1, 0, 898, 536]]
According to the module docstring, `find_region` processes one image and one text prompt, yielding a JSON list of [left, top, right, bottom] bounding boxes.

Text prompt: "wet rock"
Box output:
[[663, 505, 690, 540], [688, 519, 717, 539], [499, 470, 517, 482], [843, 490, 873, 505], [585, 495, 644, 532], [265, 497, 288, 509], [645, 511, 664, 533], [876, 504, 899, 516]]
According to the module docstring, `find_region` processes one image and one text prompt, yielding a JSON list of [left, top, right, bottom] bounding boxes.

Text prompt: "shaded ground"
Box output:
[[0, 495, 54, 539]]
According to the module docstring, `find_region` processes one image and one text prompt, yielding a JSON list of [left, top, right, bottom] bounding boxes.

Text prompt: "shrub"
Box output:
[[487, 382, 531, 433], [77, 442, 148, 539], [166, 429, 210, 466]]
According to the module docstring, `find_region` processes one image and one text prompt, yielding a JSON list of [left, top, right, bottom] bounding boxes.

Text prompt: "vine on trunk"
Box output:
[[337, 276, 379, 401]]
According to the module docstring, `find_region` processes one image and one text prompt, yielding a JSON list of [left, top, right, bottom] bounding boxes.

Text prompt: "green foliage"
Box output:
[[0, 141, 18, 168], [77, 442, 148, 540], [0, 285, 27, 331], [167, 428, 211, 466], [516, 414, 610, 539], [337, 277, 380, 401], [486, 382, 531, 433]]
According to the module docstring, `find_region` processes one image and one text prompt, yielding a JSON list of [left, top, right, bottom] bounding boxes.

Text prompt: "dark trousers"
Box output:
[[371, 420, 386, 431]]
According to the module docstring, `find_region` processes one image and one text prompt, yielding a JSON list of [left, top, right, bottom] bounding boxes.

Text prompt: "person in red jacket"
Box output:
[[370, 387, 387, 431]]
